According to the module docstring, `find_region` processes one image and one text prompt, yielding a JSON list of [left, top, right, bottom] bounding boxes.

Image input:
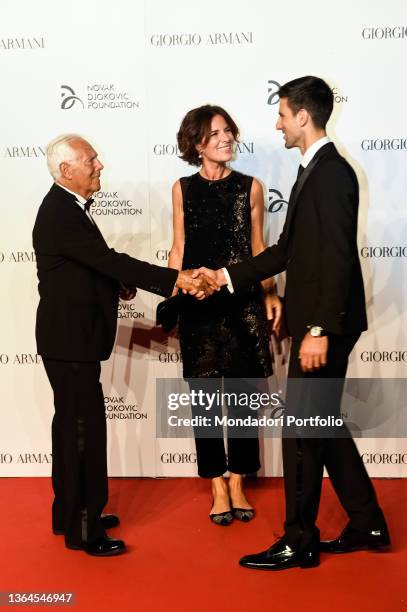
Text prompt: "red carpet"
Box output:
[[1, 477, 405, 611]]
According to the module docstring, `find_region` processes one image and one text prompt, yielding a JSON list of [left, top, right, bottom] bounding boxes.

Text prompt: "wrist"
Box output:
[[216, 269, 228, 287]]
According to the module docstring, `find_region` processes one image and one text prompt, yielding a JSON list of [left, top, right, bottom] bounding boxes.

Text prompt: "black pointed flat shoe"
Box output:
[[209, 510, 234, 526], [232, 507, 255, 522]]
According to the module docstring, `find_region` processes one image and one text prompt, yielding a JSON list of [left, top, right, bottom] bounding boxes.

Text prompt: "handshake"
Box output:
[[175, 268, 227, 299]]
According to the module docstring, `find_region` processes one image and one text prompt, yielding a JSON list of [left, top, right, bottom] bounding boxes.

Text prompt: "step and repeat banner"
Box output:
[[1, 0, 406, 477]]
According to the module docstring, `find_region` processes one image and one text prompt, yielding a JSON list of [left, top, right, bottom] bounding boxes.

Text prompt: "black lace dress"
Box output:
[[179, 170, 272, 379]]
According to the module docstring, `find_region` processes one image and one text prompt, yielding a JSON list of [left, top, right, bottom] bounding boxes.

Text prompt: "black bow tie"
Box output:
[[297, 164, 305, 179], [84, 198, 94, 212]]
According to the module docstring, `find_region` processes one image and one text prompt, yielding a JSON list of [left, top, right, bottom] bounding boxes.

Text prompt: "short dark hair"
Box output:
[[278, 76, 333, 129], [177, 105, 239, 166]]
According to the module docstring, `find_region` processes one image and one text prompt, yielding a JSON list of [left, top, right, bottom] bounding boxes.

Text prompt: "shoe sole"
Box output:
[[65, 543, 82, 551], [65, 542, 126, 555], [84, 547, 126, 557], [321, 543, 391, 554], [239, 561, 320, 571]]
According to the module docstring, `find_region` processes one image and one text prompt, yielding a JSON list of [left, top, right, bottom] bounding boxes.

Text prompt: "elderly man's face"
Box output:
[[63, 139, 104, 198]]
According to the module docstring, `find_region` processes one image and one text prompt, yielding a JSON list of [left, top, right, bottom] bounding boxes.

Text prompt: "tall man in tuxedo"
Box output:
[[33, 134, 214, 556], [196, 77, 389, 570]]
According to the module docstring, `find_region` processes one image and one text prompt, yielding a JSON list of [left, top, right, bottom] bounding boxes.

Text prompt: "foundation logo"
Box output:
[[118, 305, 145, 320], [104, 396, 147, 421], [268, 188, 288, 213], [90, 191, 143, 217], [60, 83, 140, 111], [332, 87, 348, 103], [61, 85, 84, 110], [267, 80, 280, 105]]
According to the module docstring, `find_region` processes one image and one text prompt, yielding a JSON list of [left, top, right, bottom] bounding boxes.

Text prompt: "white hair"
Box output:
[[46, 133, 85, 180]]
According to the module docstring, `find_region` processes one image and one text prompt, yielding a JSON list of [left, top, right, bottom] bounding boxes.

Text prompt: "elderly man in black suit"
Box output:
[[195, 76, 389, 570], [33, 134, 215, 556]]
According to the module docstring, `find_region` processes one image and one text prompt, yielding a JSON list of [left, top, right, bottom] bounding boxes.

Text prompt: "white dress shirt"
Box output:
[[300, 136, 330, 169]]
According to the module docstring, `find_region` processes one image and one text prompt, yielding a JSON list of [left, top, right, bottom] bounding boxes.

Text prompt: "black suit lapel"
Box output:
[[51, 183, 107, 243], [79, 206, 107, 243], [283, 143, 336, 238]]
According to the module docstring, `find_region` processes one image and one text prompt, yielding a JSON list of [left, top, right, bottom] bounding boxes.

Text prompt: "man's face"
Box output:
[[276, 97, 302, 149], [62, 139, 104, 198]]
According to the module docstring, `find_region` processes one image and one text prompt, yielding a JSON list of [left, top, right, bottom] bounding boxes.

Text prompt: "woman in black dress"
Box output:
[[168, 105, 281, 525]]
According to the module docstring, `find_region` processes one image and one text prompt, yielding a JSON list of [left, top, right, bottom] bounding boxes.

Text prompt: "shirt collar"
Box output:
[[56, 182, 87, 205], [301, 136, 330, 168]]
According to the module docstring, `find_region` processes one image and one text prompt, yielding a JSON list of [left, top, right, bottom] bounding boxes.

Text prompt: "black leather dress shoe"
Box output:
[[83, 536, 126, 557], [320, 524, 391, 553], [53, 513, 119, 536], [100, 514, 120, 530], [239, 537, 319, 571]]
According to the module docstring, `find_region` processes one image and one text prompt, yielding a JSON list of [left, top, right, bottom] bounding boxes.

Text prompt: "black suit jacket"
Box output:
[[33, 183, 178, 361], [228, 143, 367, 339]]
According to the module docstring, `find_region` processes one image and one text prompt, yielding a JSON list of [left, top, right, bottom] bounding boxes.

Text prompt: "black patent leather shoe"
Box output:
[[53, 513, 119, 536], [83, 536, 126, 557], [239, 537, 319, 571], [100, 514, 120, 530], [320, 524, 391, 553]]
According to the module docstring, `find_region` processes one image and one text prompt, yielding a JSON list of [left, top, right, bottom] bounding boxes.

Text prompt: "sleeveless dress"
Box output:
[[178, 170, 272, 379]]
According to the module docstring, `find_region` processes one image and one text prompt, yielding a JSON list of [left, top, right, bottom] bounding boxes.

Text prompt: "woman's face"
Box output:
[[198, 114, 234, 163]]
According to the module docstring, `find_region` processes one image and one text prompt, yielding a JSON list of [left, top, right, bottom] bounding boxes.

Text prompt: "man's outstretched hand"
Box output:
[[176, 270, 220, 299], [191, 267, 228, 287]]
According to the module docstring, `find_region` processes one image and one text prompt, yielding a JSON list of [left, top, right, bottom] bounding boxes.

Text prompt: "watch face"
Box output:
[[310, 326, 322, 337]]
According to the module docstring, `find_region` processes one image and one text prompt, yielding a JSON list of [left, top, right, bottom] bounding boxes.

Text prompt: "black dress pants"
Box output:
[[188, 378, 261, 479], [283, 335, 386, 549], [43, 359, 108, 547]]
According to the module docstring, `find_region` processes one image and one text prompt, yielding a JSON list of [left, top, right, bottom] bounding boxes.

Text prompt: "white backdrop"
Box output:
[[1, 0, 406, 477]]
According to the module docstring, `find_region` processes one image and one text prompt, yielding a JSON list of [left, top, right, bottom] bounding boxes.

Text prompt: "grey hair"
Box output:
[[46, 133, 84, 180]]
